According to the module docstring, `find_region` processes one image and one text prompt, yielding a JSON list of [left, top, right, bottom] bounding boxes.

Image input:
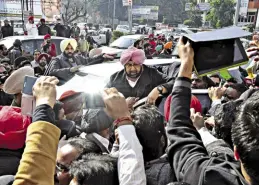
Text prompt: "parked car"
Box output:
[[0, 36, 65, 55], [116, 25, 136, 34], [100, 34, 145, 57], [80, 30, 106, 45], [171, 28, 194, 36]]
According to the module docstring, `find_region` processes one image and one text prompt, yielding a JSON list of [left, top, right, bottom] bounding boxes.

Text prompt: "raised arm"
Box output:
[[166, 39, 211, 184], [13, 76, 61, 185], [103, 88, 146, 185]]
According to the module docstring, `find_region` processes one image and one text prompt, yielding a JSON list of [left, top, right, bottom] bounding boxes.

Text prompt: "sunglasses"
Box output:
[[56, 163, 69, 173]]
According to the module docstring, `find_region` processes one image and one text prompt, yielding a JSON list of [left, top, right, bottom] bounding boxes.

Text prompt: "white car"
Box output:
[[0, 36, 65, 55], [56, 58, 176, 99], [116, 25, 136, 34], [100, 34, 145, 57], [80, 30, 106, 45]]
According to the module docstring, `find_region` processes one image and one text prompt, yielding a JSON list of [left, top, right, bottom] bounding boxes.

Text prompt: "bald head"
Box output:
[[57, 144, 79, 166]]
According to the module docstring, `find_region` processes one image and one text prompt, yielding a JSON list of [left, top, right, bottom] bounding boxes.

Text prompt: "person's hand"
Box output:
[[147, 88, 160, 105], [102, 87, 131, 120], [190, 108, 204, 130], [33, 76, 59, 108], [204, 116, 215, 129], [103, 54, 114, 60], [70, 65, 81, 73], [126, 97, 139, 109], [178, 37, 194, 79], [208, 87, 226, 101], [1, 58, 10, 62], [246, 47, 259, 58]]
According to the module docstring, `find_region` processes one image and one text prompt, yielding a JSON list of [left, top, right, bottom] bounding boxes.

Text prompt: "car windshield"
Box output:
[[110, 37, 136, 49]]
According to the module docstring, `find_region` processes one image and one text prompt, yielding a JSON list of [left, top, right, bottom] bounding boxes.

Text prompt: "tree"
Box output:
[[61, 0, 99, 24], [184, 0, 203, 28], [184, 19, 194, 26], [206, 0, 235, 28]]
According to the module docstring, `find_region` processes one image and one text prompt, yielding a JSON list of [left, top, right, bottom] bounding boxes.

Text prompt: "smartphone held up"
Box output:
[[21, 76, 38, 116]]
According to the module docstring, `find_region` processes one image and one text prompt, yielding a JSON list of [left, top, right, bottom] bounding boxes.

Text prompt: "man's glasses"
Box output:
[[34, 53, 40, 56], [56, 163, 69, 173]]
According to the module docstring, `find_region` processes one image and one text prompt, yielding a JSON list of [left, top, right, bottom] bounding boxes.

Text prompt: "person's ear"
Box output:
[[234, 146, 240, 161]]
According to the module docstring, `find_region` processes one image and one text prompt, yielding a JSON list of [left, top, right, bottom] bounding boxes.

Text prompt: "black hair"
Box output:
[[67, 137, 103, 158], [228, 83, 248, 97], [214, 100, 243, 148], [202, 76, 216, 88], [134, 40, 141, 47], [0, 44, 5, 51], [69, 153, 119, 185], [33, 49, 41, 55], [13, 39, 22, 47], [144, 43, 151, 49], [132, 104, 167, 162], [209, 73, 221, 79], [232, 91, 259, 185], [227, 77, 237, 84]]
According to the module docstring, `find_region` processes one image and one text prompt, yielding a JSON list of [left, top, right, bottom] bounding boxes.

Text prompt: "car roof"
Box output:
[[0, 36, 65, 49], [1, 35, 65, 40], [56, 59, 177, 99], [80, 58, 176, 78], [121, 34, 145, 39]]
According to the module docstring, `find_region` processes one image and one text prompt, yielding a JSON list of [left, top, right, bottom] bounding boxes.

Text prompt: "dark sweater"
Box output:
[[106, 65, 175, 99]]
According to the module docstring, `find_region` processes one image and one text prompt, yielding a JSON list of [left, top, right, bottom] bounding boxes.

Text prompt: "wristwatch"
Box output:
[[157, 85, 164, 94]]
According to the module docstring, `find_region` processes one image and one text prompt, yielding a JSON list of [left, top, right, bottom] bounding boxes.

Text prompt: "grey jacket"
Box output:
[[9, 48, 22, 65], [48, 53, 105, 83]]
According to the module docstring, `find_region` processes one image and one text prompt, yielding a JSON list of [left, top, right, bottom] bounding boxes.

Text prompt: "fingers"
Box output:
[[178, 36, 184, 45], [246, 47, 259, 52], [190, 108, 195, 116]]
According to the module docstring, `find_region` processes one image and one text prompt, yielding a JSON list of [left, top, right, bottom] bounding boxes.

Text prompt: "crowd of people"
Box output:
[[1, 15, 259, 185]]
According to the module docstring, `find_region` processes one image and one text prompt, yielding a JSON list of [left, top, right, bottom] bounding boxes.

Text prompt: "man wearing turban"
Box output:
[[38, 18, 51, 36], [106, 47, 175, 105], [47, 38, 113, 84], [41, 34, 57, 57], [26, 16, 38, 36]]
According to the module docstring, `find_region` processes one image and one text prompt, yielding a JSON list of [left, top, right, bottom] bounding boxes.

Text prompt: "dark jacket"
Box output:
[[0, 148, 23, 176], [145, 156, 176, 185], [64, 25, 71, 38], [56, 119, 81, 139], [48, 53, 105, 83], [1, 25, 13, 38], [166, 77, 248, 185], [106, 65, 175, 99], [71, 26, 80, 38], [0, 90, 13, 106], [38, 24, 51, 35], [54, 24, 65, 37], [85, 133, 110, 153], [9, 48, 22, 65], [34, 66, 46, 76]]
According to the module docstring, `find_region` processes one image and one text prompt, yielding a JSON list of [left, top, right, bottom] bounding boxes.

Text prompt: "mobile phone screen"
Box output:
[[23, 76, 38, 95], [21, 76, 38, 116]]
